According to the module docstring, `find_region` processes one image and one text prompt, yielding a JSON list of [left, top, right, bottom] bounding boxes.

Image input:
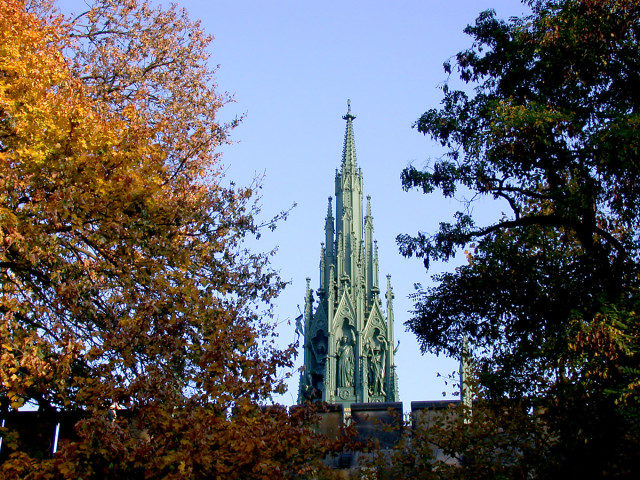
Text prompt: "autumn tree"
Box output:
[[399, 0, 640, 477], [0, 1, 331, 478]]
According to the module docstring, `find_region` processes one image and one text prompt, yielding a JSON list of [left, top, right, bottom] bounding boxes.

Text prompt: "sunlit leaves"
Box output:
[[0, 1, 327, 477]]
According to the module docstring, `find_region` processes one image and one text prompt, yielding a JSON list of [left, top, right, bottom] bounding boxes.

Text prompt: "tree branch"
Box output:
[[471, 214, 626, 257]]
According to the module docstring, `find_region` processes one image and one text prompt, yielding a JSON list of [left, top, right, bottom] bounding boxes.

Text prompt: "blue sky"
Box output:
[[58, 0, 531, 406]]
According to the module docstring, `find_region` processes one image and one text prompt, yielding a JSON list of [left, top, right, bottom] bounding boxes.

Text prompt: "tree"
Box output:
[[1, 1, 330, 477], [399, 0, 640, 476]]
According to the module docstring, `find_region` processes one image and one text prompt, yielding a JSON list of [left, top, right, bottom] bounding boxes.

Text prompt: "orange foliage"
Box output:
[[0, 0, 328, 477]]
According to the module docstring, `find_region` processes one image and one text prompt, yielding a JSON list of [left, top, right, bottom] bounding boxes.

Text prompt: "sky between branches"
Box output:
[[56, 0, 531, 405]]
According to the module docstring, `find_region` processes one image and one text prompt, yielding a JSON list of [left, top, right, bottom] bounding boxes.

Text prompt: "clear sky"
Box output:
[[58, 0, 531, 406]]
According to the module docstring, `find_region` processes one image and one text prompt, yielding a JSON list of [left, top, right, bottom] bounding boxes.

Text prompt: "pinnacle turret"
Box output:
[[341, 99, 358, 171]]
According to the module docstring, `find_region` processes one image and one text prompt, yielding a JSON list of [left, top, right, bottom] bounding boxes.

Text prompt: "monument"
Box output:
[[298, 101, 399, 405]]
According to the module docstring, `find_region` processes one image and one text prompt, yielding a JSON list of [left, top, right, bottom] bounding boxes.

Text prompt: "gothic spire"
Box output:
[[341, 99, 357, 170], [299, 103, 398, 405]]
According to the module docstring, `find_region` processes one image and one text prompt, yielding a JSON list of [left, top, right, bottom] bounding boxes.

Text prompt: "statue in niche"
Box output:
[[367, 334, 386, 396], [310, 329, 328, 371], [337, 336, 354, 388]]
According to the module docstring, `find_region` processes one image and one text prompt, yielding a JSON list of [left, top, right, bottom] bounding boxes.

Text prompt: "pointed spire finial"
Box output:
[[343, 99, 356, 121], [341, 100, 357, 169]]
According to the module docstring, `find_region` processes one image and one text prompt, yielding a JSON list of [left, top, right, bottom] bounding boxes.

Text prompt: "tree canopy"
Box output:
[[0, 1, 328, 477], [399, 0, 640, 476]]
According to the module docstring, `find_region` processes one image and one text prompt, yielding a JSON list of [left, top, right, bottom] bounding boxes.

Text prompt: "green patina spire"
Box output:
[[341, 99, 357, 171], [298, 102, 398, 406]]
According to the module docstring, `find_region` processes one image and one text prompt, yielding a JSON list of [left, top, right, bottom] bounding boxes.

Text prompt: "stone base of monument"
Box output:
[[351, 402, 403, 449], [367, 395, 386, 403]]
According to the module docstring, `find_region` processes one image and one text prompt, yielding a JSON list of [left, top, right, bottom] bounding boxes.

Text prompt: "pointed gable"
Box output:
[[332, 289, 357, 332], [363, 300, 387, 340]]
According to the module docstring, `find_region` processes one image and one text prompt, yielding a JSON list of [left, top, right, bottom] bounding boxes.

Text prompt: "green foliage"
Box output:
[[400, 0, 640, 476]]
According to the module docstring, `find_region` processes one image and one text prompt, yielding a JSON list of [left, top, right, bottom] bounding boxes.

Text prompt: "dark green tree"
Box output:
[[399, 0, 640, 476]]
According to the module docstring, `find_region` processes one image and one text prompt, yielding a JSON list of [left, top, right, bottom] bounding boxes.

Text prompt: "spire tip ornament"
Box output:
[[343, 99, 356, 121]]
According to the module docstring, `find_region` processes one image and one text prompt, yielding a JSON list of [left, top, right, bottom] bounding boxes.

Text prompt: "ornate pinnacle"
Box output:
[[343, 99, 356, 121], [341, 100, 358, 170]]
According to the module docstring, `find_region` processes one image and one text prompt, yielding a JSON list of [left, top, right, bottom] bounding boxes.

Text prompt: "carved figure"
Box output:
[[337, 337, 354, 387], [310, 329, 328, 372], [368, 341, 386, 396], [295, 313, 304, 338]]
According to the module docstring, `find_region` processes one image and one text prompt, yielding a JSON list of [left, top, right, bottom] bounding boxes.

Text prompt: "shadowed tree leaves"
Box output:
[[400, 0, 640, 476]]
